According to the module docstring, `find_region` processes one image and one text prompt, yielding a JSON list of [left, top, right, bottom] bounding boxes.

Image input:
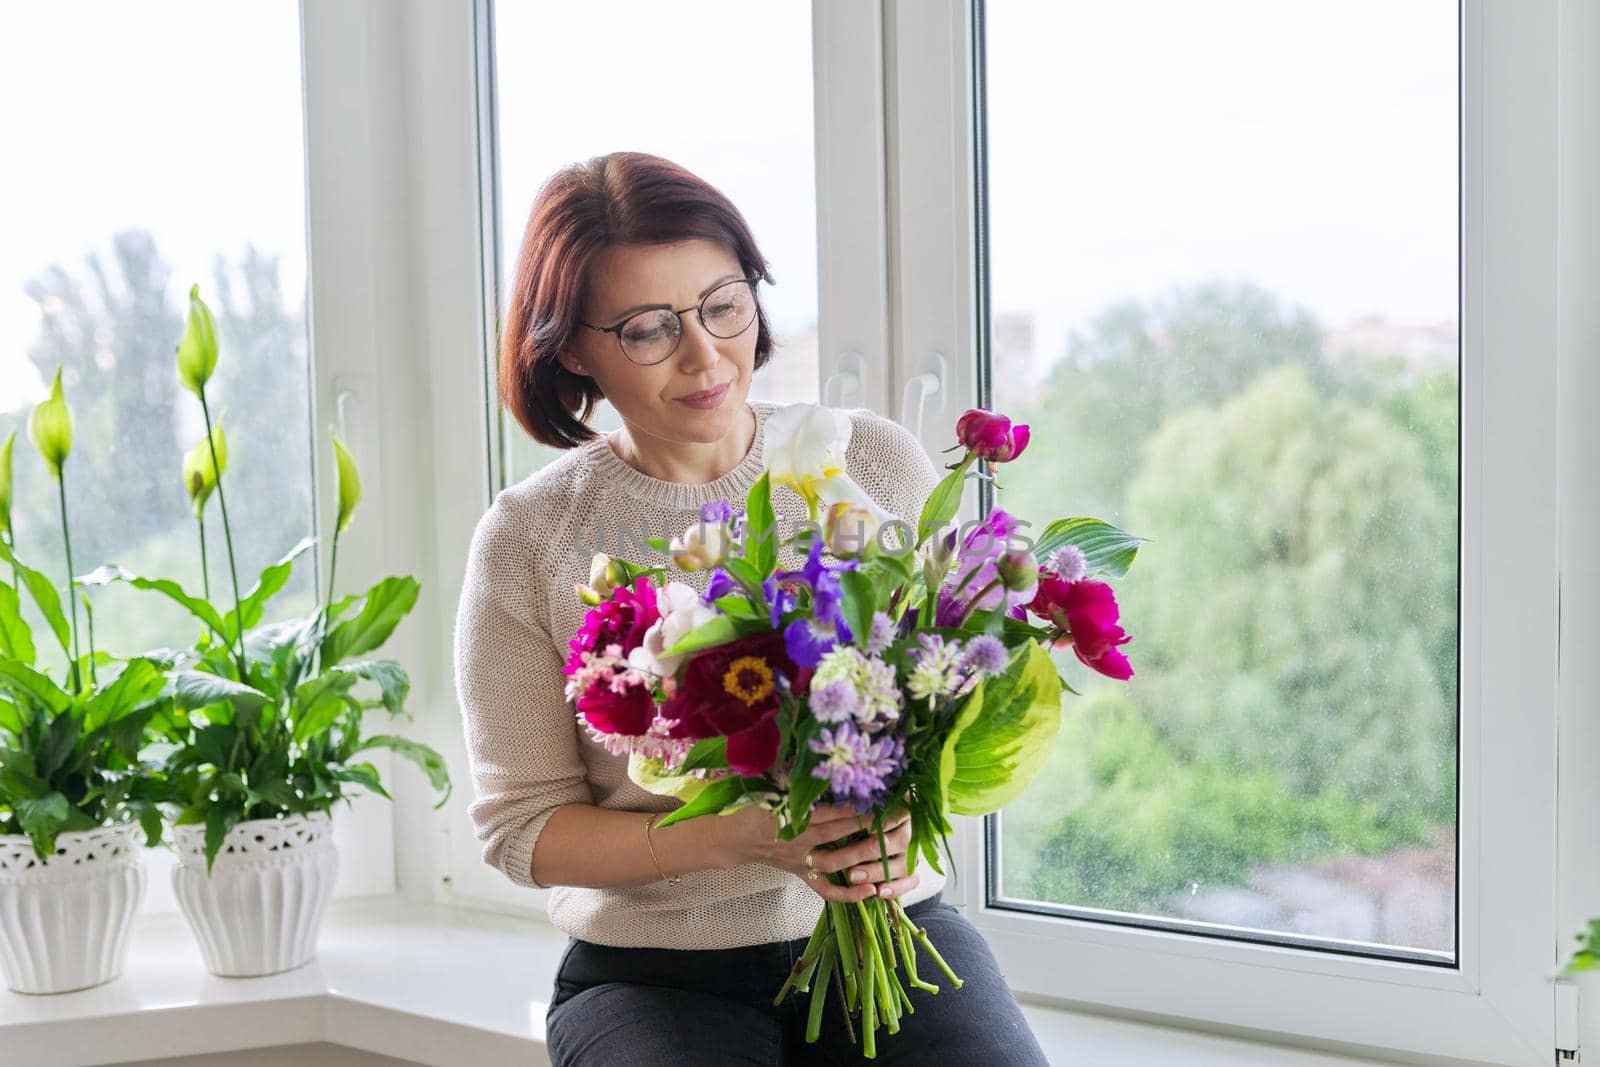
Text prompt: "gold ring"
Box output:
[[803, 851, 815, 871], [807, 869, 820, 882]]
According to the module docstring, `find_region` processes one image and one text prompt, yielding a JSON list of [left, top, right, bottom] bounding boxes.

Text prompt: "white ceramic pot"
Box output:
[[170, 810, 338, 978], [0, 822, 146, 994]]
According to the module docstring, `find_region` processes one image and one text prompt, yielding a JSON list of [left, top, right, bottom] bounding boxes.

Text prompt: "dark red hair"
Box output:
[[499, 151, 777, 449]]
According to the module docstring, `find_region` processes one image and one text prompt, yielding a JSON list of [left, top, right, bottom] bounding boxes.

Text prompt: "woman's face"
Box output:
[[563, 238, 758, 448]]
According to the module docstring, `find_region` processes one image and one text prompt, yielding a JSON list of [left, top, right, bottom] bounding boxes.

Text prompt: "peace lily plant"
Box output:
[[79, 285, 453, 876], [0, 284, 450, 991]]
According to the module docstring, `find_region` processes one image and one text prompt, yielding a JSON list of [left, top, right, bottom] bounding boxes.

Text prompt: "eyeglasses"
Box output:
[[579, 276, 760, 366]]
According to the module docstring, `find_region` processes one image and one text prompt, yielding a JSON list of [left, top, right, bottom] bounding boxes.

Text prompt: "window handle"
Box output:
[[899, 352, 947, 439], [822, 350, 864, 408]]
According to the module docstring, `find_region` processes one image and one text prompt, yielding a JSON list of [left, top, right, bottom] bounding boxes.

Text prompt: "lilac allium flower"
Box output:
[[1045, 544, 1088, 583], [810, 680, 859, 724], [865, 611, 895, 655], [907, 632, 964, 704], [701, 500, 735, 524], [809, 720, 907, 812], [812, 646, 903, 730], [962, 634, 1009, 676]]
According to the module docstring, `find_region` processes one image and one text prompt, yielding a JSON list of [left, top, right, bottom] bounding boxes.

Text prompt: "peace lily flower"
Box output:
[[182, 419, 229, 519], [27, 367, 73, 481], [0, 428, 14, 540], [175, 283, 219, 397]]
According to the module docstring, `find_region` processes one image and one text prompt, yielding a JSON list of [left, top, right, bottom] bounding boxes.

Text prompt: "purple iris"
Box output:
[[935, 509, 1035, 626], [703, 567, 741, 605], [774, 540, 857, 667]]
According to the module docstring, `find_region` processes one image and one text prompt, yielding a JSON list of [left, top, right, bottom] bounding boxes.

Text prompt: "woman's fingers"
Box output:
[[842, 852, 907, 886], [807, 834, 905, 877], [868, 872, 920, 900]]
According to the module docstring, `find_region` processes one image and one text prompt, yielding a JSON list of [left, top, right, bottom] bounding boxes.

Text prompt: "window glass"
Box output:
[[491, 0, 820, 483], [982, 0, 1459, 960]]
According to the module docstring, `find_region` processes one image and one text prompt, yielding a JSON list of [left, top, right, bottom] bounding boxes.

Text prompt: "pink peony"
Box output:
[[955, 408, 1030, 463], [576, 680, 655, 735], [1024, 577, 1134, 680], [564, 575, 661, 676]]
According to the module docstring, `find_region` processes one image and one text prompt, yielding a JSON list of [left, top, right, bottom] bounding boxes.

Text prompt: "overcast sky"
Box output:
[[1, 0, 1455, 408]]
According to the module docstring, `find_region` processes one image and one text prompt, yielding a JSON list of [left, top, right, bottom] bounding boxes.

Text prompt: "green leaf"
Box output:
[[223, 536, 315, 639], [0, 582, 35, 664], [15, 791, 69, 844], [838, 570, 877, 651], [320, 576, 420, 665], [0, 659, 70, 714], [916, 461, 969, 549], [35, 707, 80, 779], [329, 659, 409, 716], [678, 736, 729, 772], [293, 691, 345, 745], [333, 760, 390, 800], [721, 556, 768, 607], [176, 284, 219, 397], [626, 751, 710, 804], [0, 697, 23, 736], [0, 427, 14, 537], [741, 471, 777, 578], [170, 671, 269, 713], [1030, 517, 1148, 580], [654, 775, 766, 829], [661, 613, 767, 657], [0, 540, 70, 658], [203, 803, 236, 875], [352, 734, 451, 804], [79, 565, 228, 636], [84, 658, 164, 732], [939, 641, 1063, 817]]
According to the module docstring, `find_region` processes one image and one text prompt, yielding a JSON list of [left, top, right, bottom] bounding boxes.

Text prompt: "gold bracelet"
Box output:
[[643, 812, 683, 886]]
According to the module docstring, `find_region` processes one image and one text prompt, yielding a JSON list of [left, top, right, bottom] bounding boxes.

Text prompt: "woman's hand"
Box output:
[[716, 800, 921, 904]]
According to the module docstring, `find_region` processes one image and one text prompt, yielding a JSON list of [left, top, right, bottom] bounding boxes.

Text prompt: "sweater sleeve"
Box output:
[[453, 498, 594, 890]]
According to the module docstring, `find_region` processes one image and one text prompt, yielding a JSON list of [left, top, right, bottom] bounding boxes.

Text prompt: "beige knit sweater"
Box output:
[[453, 399, 948, 949]]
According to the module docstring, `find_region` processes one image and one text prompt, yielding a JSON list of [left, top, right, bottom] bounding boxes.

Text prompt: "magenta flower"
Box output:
[[955, 408, 1030, 463], [576, 680, 655, 735], [564, 575, 662, 675], [1024, 576, 1134, 680]]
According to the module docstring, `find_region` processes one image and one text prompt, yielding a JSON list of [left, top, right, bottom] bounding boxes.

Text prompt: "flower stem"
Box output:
[[55, 473, 82, 695], [806, 938, 837, 1043], [315, 531, 340, 675], [955, 576, 1005, 629], [199, 392, 247, 677]]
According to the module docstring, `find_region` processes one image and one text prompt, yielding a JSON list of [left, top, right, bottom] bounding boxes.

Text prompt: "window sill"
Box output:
[[0, 893, 1405, 1067]]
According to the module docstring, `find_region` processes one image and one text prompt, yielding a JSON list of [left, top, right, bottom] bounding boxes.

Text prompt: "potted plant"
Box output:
[[84, 286, 452, 978], [0, 373, 173, 995]]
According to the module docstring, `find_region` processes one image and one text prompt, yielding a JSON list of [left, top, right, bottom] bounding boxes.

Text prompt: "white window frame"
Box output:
[[883, 0, 1572, 1062]]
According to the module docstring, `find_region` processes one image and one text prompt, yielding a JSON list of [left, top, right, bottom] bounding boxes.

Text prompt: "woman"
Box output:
[[454, 151, 1048, 1066]]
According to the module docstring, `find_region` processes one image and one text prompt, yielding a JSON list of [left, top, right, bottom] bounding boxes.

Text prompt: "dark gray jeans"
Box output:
[[545, 891, 1050, 1066]]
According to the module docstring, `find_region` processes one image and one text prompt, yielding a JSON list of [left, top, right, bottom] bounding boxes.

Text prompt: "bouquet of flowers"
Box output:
[[561, 404, 1143, 1058]]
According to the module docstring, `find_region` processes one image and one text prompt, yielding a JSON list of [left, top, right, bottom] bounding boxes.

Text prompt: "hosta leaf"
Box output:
[[1030, 517, 1148, 580], [938, 641, 1063, 817]]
